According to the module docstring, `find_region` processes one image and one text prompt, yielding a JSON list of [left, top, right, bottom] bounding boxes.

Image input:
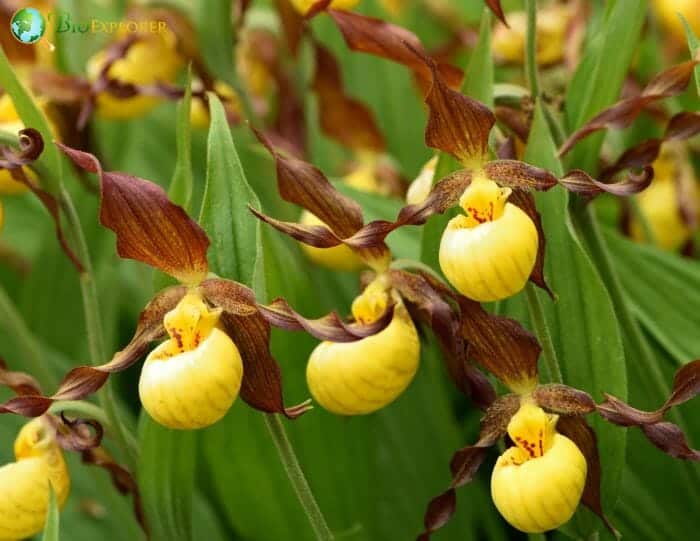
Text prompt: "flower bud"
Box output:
[[190, 80, 240, 129], [0, 418, 70, 541], [0, 94, 46, 195], [491, 403, 586, 533], [299, 210, 365, 272], [439, 176, 538, 302], [86, 29, 183, 119], [290, 0, 360, 16], [139, 292, 243, 429], [406, 155, 438, 205], [652, 0, 700, 43], [493, 5, 571, 66], [631, 148, 697, 251], [306, 277, 420, 415]]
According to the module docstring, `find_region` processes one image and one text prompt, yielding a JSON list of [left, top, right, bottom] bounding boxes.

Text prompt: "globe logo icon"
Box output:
[[10, 7, 46, 45]]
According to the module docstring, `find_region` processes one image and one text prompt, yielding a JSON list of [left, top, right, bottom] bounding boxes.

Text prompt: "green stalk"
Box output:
[[525, 0, 540, 98], [60, 187, 138, 469], [264, 414, 334, 541], [525, 284, 562, 383]]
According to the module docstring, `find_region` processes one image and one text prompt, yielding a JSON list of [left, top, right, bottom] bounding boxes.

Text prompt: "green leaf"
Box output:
[[0, 46, 63, 193], [41, 486, 60, 541], [169, 67, 194, 212], [680, 14, 700, 96], [564, 0, 647, 173], [603, 229, 700, 366], [137, 414, 197, 541], [196, 0, 234, 83], [198, 93, 263, 290], [518, 103, 627, 538]]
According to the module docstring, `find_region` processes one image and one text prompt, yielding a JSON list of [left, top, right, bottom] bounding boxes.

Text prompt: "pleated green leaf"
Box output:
[[41, 487, 60, 541]]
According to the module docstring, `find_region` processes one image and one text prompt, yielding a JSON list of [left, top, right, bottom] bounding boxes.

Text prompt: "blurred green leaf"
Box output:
[[138, 414, 196, 541], [41, 487, 60, 541], [196, 0, 233, 82], [680, 14, 700, 96], [520, 103, 627, 538], [199, 93, 263, 289], [0, 47, 63, 193], [564, 0, 646, 173], [169, 68, 194, 211]]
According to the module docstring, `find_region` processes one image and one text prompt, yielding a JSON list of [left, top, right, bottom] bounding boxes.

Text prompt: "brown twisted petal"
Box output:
[[257, 297, 395, 342], [253, 128, 364, 239], [483, 160, 558, 191], [312, 43, 385, 152], [389, 270, 496, 410], [200, 278, 312, 418], [413, 45, 494, 166], [57, 144, 210, 285], [556, 416, 619, 537], [558, 57, 700, 156], [458, 296, 540, 393], [343, 170, 472, 250], [328, 9, 463, 92], [559, 167, 654, 200], [600, 111, 700, 181], [417, 394, 519, 540], [532, 383, 596, 415], [82, 446, 147, 534], [507, 189, 552, 296], [0, 286, 186, 418], [598, 360, 700, 461], [0, 358, 43, 396], [0, 130, 84, 271], [485, 0, 509, 27], [54, 413, 104, 452], [275, 0, 306, 55], [249, 206, 343, 248]]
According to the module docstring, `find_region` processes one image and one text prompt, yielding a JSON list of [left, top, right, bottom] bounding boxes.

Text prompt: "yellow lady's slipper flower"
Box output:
[[0, 418, 70, 541], [491, 402, 587, 533], [493, 4, 572, 66], [190, 80, 240, 129], [306, 276, 420, 414], [86, 29, 183, 119], [631, 145, 698, 250], [290, 0, 360, 16], [139, 291, 244, 429], [343, 151, 387, 195], [439, 175, 538, 302], [299, 210, 365, 271], [406, 155, 438, 205], [652, 0, 700, 42]]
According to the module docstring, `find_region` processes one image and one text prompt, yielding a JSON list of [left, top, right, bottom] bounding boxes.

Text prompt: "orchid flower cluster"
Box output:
[[0, 0, 699, 540]]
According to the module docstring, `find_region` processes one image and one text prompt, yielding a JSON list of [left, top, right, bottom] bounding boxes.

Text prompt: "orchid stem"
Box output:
[[525, 283, 563, 383], [525, 0, 540, 98], [60, 187, 138, 470], [264, 414, 334, 541]]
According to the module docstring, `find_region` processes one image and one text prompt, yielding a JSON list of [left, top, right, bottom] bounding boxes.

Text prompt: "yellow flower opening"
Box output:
[[493, 4, 572, 66], [290, 0, 360, 16], [306, 276, 420, 415], [0, 418, 70, 541], [491, 403, 587, 533], [86, 29, 183, 119], [299, 210, 365, 272], [491, 402, 588, 533], [439, 175, 538, 302], [139, 291, 243, 429]]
